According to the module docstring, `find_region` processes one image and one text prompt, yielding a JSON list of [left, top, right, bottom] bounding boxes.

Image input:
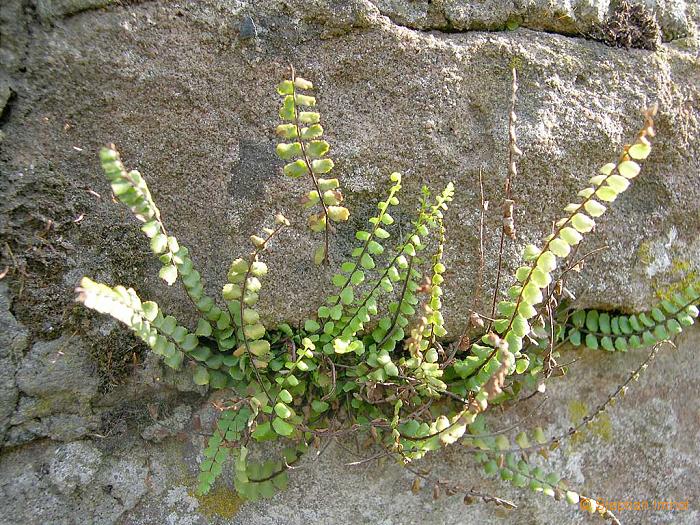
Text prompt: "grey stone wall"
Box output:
[[0, 1, 698, 523]]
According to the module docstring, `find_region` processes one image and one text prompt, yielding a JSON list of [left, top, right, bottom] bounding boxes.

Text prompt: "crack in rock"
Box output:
[[370, 0, 693, 44]]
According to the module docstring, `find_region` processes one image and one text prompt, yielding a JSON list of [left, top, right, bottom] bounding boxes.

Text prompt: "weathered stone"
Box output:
[[141, 404, 192, 442], [35, 0, 113, 20], [44, 413, 101, 441], [16, 334, 98, 402], [0, 466, 70, 525], [10, 334, 100, 444], [0, 359, 17, 442], [371, 0, 695, 41], [0, 283, 27, 360], [49, 440, 103, 494], [0, 283, 27, 442], [4, 420, 44, 448], [98, 456, 150, 511], [11, 396, 57, 423], [239, 15, 258, 40], [0, 0, 29, 74], [0, 83, 13, 119], [0, 0, 698, 523], [6, 411, 101, 446], [0, 439, 151, 525]]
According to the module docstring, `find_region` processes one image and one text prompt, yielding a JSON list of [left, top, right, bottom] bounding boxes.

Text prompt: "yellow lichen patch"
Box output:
[[508, 56, 525, 72], [671, 259, 691, 272], [636, 240, 653, 266], [655, 267, 699, 302], [568, 400, 587, 422], [591, 413, 612, 442], [194, 486, 243, 519], [568, 400, 613, 448]]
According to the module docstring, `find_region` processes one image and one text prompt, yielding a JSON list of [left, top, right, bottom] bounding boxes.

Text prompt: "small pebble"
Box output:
[[239, 16, 258, 40]]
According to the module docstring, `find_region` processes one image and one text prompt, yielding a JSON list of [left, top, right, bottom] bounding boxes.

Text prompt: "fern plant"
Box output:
[[76, 70, 698, 523]]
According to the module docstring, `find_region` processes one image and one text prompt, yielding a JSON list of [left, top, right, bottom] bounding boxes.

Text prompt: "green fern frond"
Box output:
[[233, 445, 303, 501], [99, 147, 218, 318], [318, 171, 403, 325], [225, 215, 288, 376], [476, 451, 618, 522], [427, 215, 447, 341], [276, 68, 346, 264], [564, 285, 699, 350], [325, 182, 454, 356], [76, 277, 196, 372], [197, 407, 252, 495], [450, 107, 657, 414]]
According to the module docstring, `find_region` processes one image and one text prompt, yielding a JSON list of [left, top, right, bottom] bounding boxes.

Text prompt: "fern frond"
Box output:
[[197, 407, 252, 495], [477, 451, 620, 523], [234, 445, 304, 500], [317, 182, 453, 362], [319, 171, 403, 323], [99, 147, 219, 319], [564, 284, 699, 350], [226, 217, 289, 395], [451, 106, 657, 414], [427, 215, 447, 342], [76, 277, 198, 372], [276, 68, 346, 264]]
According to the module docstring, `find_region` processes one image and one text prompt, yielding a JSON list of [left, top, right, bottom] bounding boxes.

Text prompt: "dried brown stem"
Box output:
[[488, 67, 520, 327]]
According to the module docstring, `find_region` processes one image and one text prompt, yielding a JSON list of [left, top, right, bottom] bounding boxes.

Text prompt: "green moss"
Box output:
[[592, 413, 612, 442], [671, 259, 691, 272], [194, 486, 243, 519], [174, 455, 242, 520], [505, 18, 520, 31], [568, 400, 587, 424]]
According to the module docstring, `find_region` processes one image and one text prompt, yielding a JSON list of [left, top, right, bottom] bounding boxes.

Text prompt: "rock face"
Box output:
[[0, 0, 698, 524], [11, 334, 100, 444], [0, 283, 27, 443], [371, 0, 695, 42]]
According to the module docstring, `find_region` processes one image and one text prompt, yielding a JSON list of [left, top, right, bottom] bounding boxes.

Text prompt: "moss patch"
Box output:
[[636, 240, 653, 266], [194, 486, 243, 520], [597, 0, 661, 50]]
